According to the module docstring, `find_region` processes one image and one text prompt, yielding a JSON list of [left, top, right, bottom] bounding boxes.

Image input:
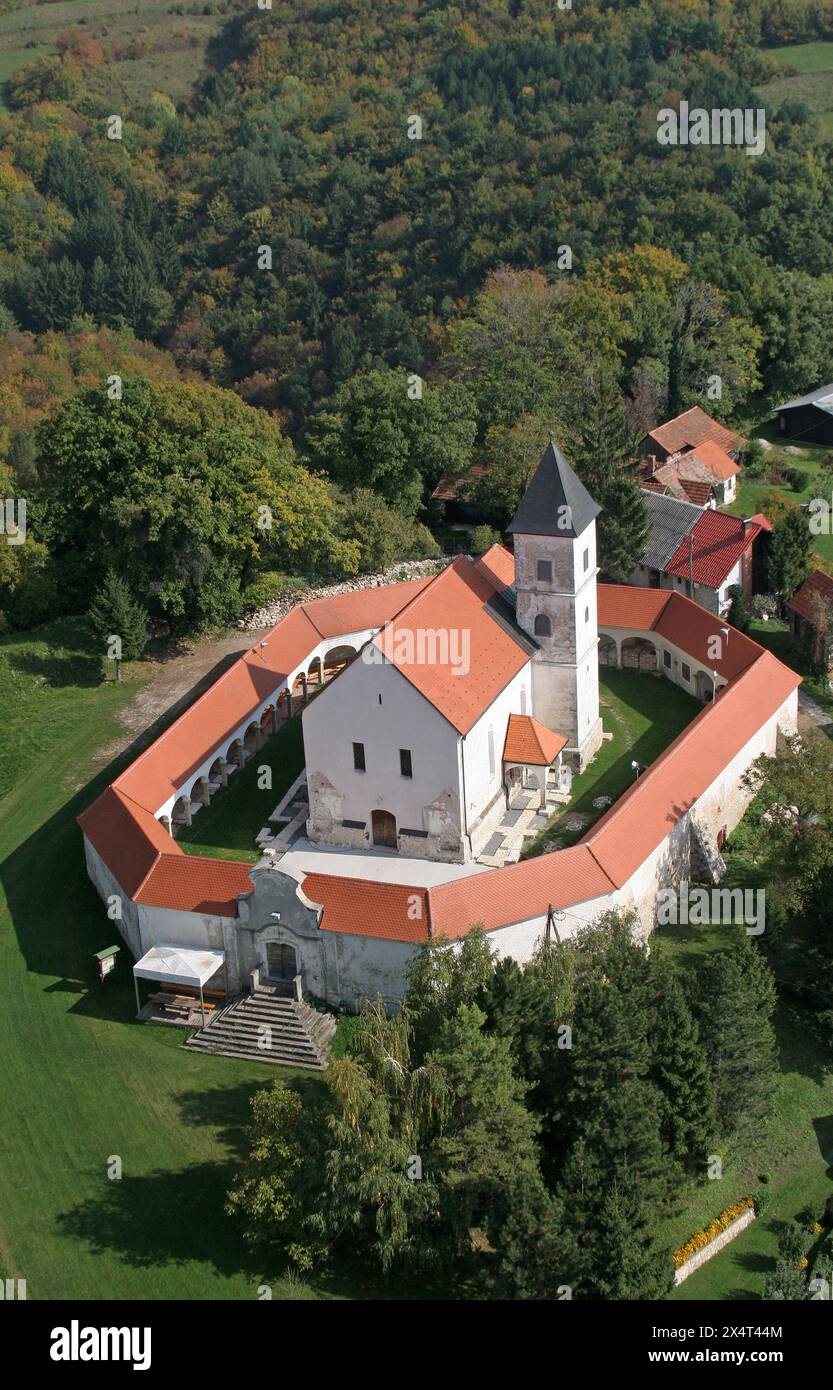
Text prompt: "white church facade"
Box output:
[[303, 442, 604, 862]]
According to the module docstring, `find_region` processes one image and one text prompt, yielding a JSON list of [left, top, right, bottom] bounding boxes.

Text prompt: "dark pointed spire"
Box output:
[[507, 440, 601, 539]]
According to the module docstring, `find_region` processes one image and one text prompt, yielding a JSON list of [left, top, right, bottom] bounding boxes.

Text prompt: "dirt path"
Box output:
[[92, 626, 267, 772]]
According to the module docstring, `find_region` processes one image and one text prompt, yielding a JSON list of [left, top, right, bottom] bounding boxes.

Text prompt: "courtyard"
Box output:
[[175, 667, 702, 872], [522, 668, 702, 858]]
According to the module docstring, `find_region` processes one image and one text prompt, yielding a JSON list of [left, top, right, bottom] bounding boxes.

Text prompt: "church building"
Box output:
[[302, 441, 605, 863]]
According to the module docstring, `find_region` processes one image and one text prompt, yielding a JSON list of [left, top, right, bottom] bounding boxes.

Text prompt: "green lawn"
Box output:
[[723, 428, 833, 565], [757, 42, 833, 138], [0, 618, 421, 1300], [523, 668, 701, 856], [177, 717, 306, 863], [654, 923, 833, 1300]]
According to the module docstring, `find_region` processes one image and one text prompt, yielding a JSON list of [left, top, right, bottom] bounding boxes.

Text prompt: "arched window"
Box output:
[[534, 613, 551, 638]]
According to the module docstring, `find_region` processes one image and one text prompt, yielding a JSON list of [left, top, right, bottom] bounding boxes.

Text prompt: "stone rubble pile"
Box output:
[[239, 558, 447, 631]]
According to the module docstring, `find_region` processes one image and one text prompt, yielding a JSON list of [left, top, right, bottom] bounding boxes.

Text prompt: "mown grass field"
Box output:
[[723, 426, 833, 566], [523, 667, 701, 857], [0, 617, 409, 1300], [757, 41, 833, 136]]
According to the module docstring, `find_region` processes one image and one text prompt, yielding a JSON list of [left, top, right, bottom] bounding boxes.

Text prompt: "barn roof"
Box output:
[[777, 383, 833, 414], [640, 490, 703, 570]]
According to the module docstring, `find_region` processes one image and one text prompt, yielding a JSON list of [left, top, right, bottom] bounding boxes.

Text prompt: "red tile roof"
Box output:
[[78, 787, 175, 898], [430, 462, 488, 502], [585, 651, 801, 886], [665, 511, 762, 589], [302, 874, 430, 942], [680, 440, 740, 482], [300, 579, 432, 641], [373, 556, 531, 734], [427, 844, 616, 938], [475, 542, 515, 591], [135, 854, 252, 916], [503, 714, 567, 765], [787, 569, 833, 623], [597, 584, 671, 630], [646, 407, 745, 457], [597, 584, 762, 682]]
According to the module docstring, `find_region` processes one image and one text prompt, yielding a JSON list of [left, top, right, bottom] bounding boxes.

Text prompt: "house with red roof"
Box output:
[[641, 439, 741, 506], [630, 490, 769, 617], [77, 441, 800, 1022], [639, 406, 746, 463], [787, 569, 833, 668]]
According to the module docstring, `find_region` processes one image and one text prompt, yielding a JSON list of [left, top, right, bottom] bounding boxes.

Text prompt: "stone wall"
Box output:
[[240, 559, 445, 631], [674, 1207, 756, 1285]]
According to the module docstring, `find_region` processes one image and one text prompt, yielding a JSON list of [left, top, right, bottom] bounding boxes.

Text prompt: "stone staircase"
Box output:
[[184, 990, 336, 1070]]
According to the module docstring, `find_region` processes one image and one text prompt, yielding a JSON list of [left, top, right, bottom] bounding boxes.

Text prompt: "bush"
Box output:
[[782, 465, 805, 492], [241, 572, 307, 614], [468, 524, 501, 556], [750, 593, 780, 620], [777, 1221, 811, 1266], [763, 1261, 808, 1300], [742, 440, 768, 479]]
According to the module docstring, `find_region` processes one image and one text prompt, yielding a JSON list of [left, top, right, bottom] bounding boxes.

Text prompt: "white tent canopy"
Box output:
[[133, 944, 225, 1024]]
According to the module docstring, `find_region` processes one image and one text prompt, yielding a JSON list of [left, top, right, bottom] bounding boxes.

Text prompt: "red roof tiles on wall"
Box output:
[[302, 874, 430, 942]]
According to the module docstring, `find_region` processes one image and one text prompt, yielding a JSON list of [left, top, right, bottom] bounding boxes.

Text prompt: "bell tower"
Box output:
[[508, 439, 603, 771]]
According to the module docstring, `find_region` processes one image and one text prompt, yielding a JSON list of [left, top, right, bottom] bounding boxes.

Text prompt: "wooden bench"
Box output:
[[149, 992, 215, 1017]]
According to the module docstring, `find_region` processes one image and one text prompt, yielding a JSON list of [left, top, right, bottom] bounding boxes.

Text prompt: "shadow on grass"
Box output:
[[55, 1161, 462, 1300], [1, 643, 263, 990], [4, 648, 103, 688]]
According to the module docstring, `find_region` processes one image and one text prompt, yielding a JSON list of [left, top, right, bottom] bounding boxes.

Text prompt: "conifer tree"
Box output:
[[647, 955, 717, 1173], [489, 1171, 569, 1300], [87, 569, 149, 661], [425, 1004, 541, 1252], [693, 935, 777, 1147]]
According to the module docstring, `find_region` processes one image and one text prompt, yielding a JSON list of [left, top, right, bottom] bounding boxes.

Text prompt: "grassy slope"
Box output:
[[0, 0, 226, 111], [0, 619, 340, 1300], [523, 668, 701, 856], [657, 923, 833, 1301], [757, 41, 833, 136]]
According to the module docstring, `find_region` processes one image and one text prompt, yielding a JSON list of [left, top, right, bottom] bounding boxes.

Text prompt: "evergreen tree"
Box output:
[[727, 583, 751, 633], [588, 1177, 675, 1301], [489, 1171, 569, 1300], [596, 473, 650, 581], [769, 508, 812, 606], [647, 954, 717, 1173], [425, 1004, 541, 1252], [693, 935, 778, 1147], [87, 569, 150, 661]]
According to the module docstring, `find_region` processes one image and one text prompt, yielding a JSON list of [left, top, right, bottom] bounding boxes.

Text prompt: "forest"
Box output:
[[3, 0, 833, 630]]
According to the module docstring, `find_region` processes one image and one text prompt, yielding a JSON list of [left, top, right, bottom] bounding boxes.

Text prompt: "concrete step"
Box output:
[[184, 990, 335, 1069]]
